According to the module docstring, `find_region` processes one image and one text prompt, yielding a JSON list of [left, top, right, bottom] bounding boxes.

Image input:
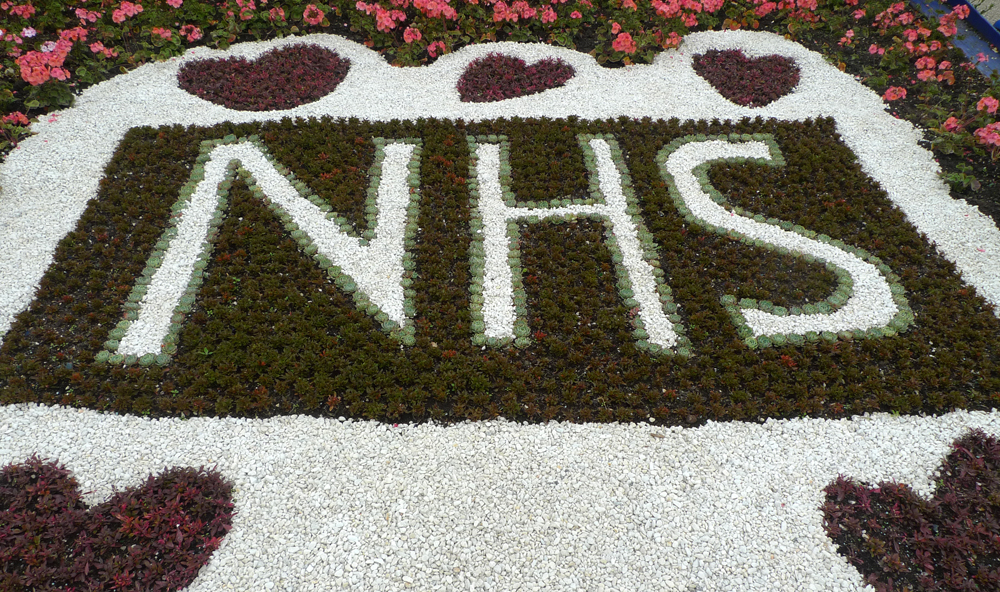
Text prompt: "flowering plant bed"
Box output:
[[1, 1, 1000, 588], [2, 32, 999, 426]]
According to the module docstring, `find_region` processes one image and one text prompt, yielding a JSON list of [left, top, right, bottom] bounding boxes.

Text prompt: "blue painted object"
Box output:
[[910, 0, 1000, 77]]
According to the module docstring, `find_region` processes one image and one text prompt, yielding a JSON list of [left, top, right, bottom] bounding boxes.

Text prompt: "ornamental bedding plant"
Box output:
[[691, 48, 800, 107], [822, 429, 1000, 592], [0, 455, 235, 591], [456, 52, 575, 102], [177, 43, 350, 111]]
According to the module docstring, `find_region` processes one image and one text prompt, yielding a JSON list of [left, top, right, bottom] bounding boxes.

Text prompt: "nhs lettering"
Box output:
[[95, 128, 911, 367]]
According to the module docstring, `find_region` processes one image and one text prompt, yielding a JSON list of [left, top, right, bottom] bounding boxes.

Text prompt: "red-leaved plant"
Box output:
[[0, 455, 235, 591], [457, 53, 574, 103], [692, 49, 800, 107], [178, 44, 350, 111], [821, 429, 1000, 591]]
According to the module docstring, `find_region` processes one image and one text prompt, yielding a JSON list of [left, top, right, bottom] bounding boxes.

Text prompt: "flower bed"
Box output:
[[1, 32, 999, 426], [1, 16, 1000, 591]]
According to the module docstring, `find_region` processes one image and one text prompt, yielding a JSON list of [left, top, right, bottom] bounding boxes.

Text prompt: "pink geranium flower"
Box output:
[[883, 86, 907, 101], [540, 5, 557, 22], [75, 8, 102, 23], [612, 31, 637, 54], [112, 1, 143, 24], [268, 7, 285, 21], [427, 40, 446, 57], [942, 116, 962, 132], [974, 122, 1000, 147], [403, 26, 421, 43], [570, 10, 581, 17], [611, 21, 621, 34], [179, 24, 202, 42], [303, 3, 325, 25], [978, 96, 1000, 114], [151, 27, 172, 40], [166, 0, 182, 7], [2, 111, 29, 126]]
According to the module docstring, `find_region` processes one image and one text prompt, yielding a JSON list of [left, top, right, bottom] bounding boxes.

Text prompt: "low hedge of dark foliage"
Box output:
[[457, 53, 575, 103], [177, 44, 350, 112], [692, 49, 801, 108], [0, 455, 234, 591], [823, 429, 1000, 592]]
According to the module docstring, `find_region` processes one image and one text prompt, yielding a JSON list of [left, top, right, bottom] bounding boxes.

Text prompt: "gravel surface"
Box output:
[[2, 30, 1000, 591], [2, 403, 1000, 591]]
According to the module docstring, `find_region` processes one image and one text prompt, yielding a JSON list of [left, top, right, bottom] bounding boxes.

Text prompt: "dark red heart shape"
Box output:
[[457, 52, 575, 103], [178, 43, 350, 111], [822, 429, 1000, 592], [692, 49, 800, 108], [1, 456, 234, 591]]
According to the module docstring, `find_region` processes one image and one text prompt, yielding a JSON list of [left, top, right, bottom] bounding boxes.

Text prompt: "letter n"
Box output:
[[466, 133, 689, 356], [96, 134, 422, 366]]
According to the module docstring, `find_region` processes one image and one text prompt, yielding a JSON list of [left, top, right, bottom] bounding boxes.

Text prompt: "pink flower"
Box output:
[[904, 28, 919, 42], [974, 122, 1000, 147], [682, 11, 698, 26], [937, 22, 958, 37], [179, 24, 202, 41], [978, 96, 999, 114], [853, 9, 864, 19], [978, 52, 989, 63], [883, 86, 907, 101], [60, 27, 87, 42], [9, 3, 35, 18], [302, 3, 325, 25], [2, 111, 29, 126], [151, 26, 172, 40], [403, 26, 421, 43], [942, 116, 962, 132], [621, 0, 636, 9], [166, 0, 182, 7], [915, 56, 935, 69], [953, 4, 970, 19], [569, 10, 581, 17], [427, 40, 446, 57], [702, 0, 723, 12], [917, 69, 935, 81], [844, 0, 857, 5], [267, 7, 285, 21], [611, 21, 620, 34], [938, 60, 951, 70], [868, 44, 884, 55], [612, 31, 636, 54], [755, 1, 776, 17], [75, 8, 102, 22], [797, 0, 816, 10], [511, 0, 535, 18], [540, 5, 557, 22]]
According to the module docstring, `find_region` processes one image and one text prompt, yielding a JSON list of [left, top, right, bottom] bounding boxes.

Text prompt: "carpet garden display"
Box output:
[[2, 30, 1000, 591]]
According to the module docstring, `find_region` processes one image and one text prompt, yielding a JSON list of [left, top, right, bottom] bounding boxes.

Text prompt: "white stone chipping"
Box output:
[[1, 30, 1000, 591]]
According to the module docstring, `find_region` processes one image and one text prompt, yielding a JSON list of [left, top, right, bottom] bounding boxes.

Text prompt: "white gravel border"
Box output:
[[2, 30, 1000, 591]]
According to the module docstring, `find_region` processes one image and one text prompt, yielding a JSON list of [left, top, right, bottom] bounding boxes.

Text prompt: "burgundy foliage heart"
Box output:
[[178, 43, 350, 111], [0, 456, 235, 592], [692, 49, 800, 107], [457, 53, 575, 103], [821, 429, 1000, 592]]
